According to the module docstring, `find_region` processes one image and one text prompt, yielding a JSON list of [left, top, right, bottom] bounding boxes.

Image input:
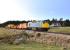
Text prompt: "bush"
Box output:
[[36, 33, 41, 37]]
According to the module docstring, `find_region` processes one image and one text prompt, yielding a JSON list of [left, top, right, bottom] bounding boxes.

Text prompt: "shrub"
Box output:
[[36, 33, 41, 37]]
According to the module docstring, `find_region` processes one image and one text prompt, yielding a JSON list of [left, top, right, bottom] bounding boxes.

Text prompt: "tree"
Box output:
[[51, 18, 58, 24], [64, 19, 70, 26], [59, 18, 63, 26]]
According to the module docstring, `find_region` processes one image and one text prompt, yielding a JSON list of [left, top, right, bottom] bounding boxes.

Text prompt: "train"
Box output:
[[6, 21, 49, 31]]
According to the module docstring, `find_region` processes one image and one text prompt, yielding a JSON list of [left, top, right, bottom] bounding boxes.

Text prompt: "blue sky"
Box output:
[[0, 0, 70, 23]]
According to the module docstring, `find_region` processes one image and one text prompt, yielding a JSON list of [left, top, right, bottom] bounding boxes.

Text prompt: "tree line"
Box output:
[[44, 18, 70, 27], [0, 18, 70, 27]]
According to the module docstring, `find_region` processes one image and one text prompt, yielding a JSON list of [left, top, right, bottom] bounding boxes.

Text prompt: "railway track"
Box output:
[[7, 28, 70, 35]]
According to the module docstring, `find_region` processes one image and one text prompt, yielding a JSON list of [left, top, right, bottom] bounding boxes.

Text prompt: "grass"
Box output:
[[0, 42, 63, 50], [48, 27, 70, 33], [0, 28, 23, 37], [0, 27, 69, 50]]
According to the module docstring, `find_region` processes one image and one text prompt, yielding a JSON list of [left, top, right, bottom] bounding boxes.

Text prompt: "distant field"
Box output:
[[0, 42, 63, 50], [48, 27, 70, 33]]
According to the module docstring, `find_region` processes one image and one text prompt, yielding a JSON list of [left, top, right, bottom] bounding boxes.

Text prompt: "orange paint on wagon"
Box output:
[[17, 23, 27, 29]]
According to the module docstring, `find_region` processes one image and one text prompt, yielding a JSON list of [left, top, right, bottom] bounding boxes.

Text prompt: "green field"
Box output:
[[48, 27, 70, 33], [0, 42, 63, 50]]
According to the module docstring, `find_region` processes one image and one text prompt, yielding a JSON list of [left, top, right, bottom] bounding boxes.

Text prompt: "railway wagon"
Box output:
[[7, 24, 17, 29], [17, 23, 27, 29], [28, 21, 49, 31], [7, 23, 28, 29]]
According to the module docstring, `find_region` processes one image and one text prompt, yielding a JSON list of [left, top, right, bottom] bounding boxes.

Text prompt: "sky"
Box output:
[[0, 0, 70, 23]]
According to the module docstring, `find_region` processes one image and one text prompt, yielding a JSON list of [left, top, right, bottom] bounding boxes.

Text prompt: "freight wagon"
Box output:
[[17, 23, 28, 29], [7, 23, 28, 29], [7, 24, 17, 29]]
